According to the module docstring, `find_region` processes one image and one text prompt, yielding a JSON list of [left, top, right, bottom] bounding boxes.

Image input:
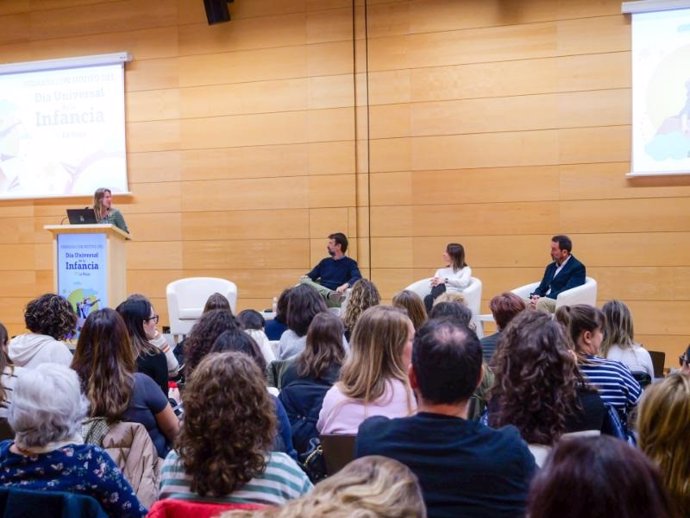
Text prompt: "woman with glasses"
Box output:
[[116, 295, 170, 397]]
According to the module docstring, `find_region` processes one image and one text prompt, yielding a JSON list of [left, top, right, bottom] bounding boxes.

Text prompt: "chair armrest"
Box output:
[[511, 281, 540, 300]]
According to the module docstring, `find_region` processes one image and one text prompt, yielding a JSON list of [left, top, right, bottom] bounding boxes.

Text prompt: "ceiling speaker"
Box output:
[[203, 0, 231, 25]]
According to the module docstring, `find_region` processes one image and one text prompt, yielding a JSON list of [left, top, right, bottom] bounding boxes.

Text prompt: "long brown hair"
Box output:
[[71, 308, 135, 421], [296, 312, 345, 379], [93, 187, 111, 220], [339, 306, 413, 406], [176, 352, 276, 497], [392, 290, 427, 331], [446, 242, 467, 271]]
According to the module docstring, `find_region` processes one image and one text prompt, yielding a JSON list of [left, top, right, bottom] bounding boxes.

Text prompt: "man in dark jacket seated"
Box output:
[[529, 234, 586, 313]]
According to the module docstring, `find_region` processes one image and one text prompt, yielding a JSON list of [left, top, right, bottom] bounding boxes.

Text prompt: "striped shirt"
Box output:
[[579, 355, 642, 417], [159, 451, 312, 506]]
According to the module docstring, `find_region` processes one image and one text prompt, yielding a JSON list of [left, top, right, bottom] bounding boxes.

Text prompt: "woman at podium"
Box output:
[[93, 187, 128, 233]]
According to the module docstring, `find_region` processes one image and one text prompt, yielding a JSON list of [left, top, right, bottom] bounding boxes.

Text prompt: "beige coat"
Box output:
[[82, 418, 161, 508]]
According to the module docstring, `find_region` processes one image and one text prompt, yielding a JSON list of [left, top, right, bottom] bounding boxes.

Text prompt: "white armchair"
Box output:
[[512, 276, 598, 309], [404, 277, 484, 338], [166, 277, 238, 338]]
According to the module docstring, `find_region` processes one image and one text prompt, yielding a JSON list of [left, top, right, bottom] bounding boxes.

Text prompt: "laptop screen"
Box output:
[[66, 208, 98, 225]]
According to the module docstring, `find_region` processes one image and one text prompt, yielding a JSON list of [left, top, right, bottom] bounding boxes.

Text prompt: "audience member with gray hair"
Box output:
[[0, 363, 146, 516]]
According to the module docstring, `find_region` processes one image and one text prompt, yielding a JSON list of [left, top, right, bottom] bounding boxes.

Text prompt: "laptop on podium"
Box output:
[[66, 208, 98, 225]]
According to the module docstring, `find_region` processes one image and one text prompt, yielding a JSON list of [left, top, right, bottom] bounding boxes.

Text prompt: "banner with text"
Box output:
[[57, 233, 107, 332]]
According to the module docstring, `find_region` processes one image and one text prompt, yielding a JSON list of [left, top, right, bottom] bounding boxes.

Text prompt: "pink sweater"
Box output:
[[317, 379, 417, 435]]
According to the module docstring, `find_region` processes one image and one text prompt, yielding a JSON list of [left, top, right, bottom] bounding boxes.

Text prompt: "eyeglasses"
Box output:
[[146, 314, 159, 324]]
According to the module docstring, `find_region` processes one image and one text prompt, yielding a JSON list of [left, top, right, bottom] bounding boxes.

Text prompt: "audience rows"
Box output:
[[0, 280, 687, 518]]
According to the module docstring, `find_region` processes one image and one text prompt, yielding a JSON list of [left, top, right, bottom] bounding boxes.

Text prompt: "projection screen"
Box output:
[[627, 2, 690, 176], [0, 53, 131, 199]]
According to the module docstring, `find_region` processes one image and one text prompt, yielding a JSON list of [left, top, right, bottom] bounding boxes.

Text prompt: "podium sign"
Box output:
[[45, 224, 129, 331], [57, 232, 109, 310]]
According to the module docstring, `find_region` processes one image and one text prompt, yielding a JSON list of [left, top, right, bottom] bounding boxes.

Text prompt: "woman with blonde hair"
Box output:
[[220, 456, 426, 518], [637, 373, 690, 514], [93, 187, 128, 233], [342, 279, 380, 340], [317, 306, 417, 435], [159, 352, 311, 505], [392, 290, 427, 331], [601, 300, 654, 378]]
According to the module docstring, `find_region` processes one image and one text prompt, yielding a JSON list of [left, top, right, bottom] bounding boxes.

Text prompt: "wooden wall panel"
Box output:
[[1, 0, 687, 369]]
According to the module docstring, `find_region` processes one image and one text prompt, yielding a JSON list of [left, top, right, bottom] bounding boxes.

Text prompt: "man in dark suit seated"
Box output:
[[355, 319, 536, 518], [530, 234, 586, 313]]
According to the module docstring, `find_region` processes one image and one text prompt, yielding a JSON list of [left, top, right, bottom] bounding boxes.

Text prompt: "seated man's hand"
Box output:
[[336, 283, 349, 294]]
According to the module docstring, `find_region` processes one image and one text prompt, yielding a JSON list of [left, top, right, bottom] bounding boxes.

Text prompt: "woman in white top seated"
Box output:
[[317, 306, 417, 435], [601, 300, 654, 379], [424, 243, 472, 312]]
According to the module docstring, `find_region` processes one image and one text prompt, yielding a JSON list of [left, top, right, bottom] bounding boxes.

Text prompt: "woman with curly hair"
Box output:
[[221, 456, 426, 518], [210, 330, 297, 460], [637, 373, 690, 515], [116, 295, 172, 397], [277, 284, 328, 360], [9, 293, 76, 369], [342, 279, 380, 340], [0, 322, 22, 419], [160, 352, 312, 504], [488, 310, 605, 466], [317, 306, 417, 435], [183, 309, 239, 378], [72, 308, 179, 458], [392, 290, 427, 331], [279, 312, 346, 453]]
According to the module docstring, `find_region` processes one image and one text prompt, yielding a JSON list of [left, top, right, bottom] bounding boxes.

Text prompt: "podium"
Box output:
[[44, 224, 129, 310]]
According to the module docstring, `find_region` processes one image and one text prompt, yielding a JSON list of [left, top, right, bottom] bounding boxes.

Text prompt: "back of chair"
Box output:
[[404, 277, 484, 337], [147, 499, 267, 518], [0, 487, 108, 518], [166, 277, 238, 337], [320, 434, 356, 476], [648, 350, 666, 378], [631, 371, 652, 389], [555, 276, 597, 308]]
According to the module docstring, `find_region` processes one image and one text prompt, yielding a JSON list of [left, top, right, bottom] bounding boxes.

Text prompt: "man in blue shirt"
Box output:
[[301, 232, 361, 307], [355, 319, 536, 518]]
